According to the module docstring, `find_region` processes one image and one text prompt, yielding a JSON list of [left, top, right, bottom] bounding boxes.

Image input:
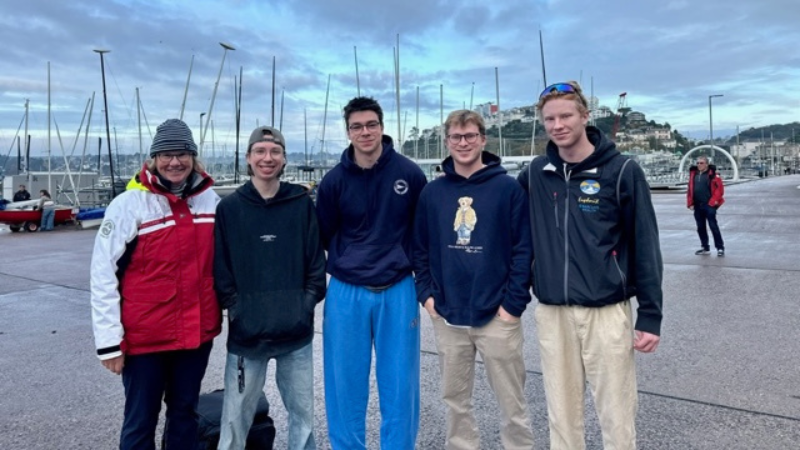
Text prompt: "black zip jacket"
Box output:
[[517, 126, 663, 335], [214, 180, 327, 358]]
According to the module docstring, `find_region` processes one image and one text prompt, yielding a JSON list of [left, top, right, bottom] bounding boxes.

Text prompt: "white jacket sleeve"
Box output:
[[90, 193, 141, 360]]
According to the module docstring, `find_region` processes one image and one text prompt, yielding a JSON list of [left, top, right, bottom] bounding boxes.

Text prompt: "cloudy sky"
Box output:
[[1, 0, 798, 160]]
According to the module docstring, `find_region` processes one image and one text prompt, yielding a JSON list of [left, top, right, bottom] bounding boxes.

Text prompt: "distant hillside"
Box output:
[[730, 122, 800, 143]]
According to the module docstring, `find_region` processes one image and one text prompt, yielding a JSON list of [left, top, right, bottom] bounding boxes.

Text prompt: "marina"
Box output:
[[1, 174, 799, 449]]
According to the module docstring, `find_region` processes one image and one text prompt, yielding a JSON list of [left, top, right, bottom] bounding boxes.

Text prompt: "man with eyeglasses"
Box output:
[[316, 96, 427, 450], [91, 118, 221, 449], [413, 110, 535, 449], [214, 126, 326, 450], [687, 155, 725, 256], [518, 82, 663, 450]]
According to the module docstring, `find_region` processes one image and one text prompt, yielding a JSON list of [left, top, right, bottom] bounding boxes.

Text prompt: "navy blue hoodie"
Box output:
[[316, 136, 427, 287], [413, 152, 532, 327]]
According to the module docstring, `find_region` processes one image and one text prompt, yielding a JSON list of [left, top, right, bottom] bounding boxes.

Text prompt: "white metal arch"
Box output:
[[679, 145, 739, 181]]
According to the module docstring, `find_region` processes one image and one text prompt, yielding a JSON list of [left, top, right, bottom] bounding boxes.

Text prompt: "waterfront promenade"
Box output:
[[1, 175, 799, 449]]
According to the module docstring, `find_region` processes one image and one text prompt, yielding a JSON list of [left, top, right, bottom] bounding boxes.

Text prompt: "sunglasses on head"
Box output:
[[539, 83, 578, 99]]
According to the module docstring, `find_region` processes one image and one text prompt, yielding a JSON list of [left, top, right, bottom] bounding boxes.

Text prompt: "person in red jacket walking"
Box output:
[[687, 155, 725, 256], [91, 119, 221, 450]]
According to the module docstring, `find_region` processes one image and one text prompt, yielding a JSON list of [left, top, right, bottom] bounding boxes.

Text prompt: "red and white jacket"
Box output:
[[91, 165, 221, 360], [687, 164, 725, 209]]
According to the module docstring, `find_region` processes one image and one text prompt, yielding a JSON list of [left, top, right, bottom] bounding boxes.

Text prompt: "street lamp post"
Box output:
[[199, 42, 235, 156], [94, 48, 116, 197], [709, 94, 723, 164]]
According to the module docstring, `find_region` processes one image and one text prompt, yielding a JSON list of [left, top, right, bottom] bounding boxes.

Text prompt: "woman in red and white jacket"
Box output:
[[91, 119, 221, 450]]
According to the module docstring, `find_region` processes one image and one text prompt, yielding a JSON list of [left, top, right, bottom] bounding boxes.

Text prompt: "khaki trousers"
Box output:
[[535, 301, 638, 450], [432, 315, 535, 450]]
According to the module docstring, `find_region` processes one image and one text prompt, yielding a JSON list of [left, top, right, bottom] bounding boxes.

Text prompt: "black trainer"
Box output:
[[695, 248, 711, 255], [717, 249, 725, 257]]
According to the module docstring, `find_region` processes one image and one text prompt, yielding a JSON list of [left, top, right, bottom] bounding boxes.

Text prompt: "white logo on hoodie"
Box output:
[[260, 235, 277, 242]]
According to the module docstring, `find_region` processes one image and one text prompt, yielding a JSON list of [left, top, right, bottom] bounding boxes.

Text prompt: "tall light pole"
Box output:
[[709, 94, 723, 164], [94, 48, 116, 197], [200, 42, 235, 156]]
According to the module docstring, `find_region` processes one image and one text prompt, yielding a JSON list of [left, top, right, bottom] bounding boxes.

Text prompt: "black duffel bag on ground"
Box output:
[[162, 388, 275, 450]]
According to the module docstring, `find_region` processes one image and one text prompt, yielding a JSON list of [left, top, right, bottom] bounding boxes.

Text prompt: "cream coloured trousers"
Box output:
[[535, 301, 638, 450], [432, 315, 535, 450]]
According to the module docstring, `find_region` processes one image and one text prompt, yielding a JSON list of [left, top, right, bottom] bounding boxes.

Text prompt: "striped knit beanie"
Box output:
[[149, 119, 198, 157]]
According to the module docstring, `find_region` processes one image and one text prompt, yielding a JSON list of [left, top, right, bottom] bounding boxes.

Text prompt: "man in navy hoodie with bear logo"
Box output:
[[413, 110, 535, 450], [315, 97, 427, 450]]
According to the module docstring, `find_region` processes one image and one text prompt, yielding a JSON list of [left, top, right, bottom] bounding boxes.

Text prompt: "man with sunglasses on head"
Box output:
[[518, 82, 663, 450], [315, 96, 427, 450], [413, 110, 535, 449], [687, 155, 725, 256], [91, 119, 221, 449]]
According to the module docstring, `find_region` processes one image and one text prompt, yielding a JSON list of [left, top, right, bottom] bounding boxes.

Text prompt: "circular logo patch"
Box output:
[[394, 179, 409, 195], [580, 180, 600, 195], [99, 220, 115, 238]]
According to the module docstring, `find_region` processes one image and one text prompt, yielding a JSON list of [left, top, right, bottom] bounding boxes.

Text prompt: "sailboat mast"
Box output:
[[354, 46, 361, 97], [179, 54, 194, 121], [137, 87, 143, 168], [495, 67, 503, 157], [395, 34, 402, 151], [439, 84, 444, 159], [539, 30, 547, 86], [279, 88, 285, 130], [470, 82, 475, 110], [48, 61, 52, 195], [200, 42, 235, 156], [271, 56, 276, 127], [24, 98, 30, 188], [415, 86, 419, 160], [321, 74, 331, 158]]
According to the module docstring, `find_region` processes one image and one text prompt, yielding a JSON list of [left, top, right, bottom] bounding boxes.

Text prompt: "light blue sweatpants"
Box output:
[[323, 275, 420, 450]]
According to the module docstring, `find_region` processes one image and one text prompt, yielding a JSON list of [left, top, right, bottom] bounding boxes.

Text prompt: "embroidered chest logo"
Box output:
[[393, 179, 409, 195], [260, 235, 277, 242], [580, 179, 600, 195], [454, 196, 477, 246]]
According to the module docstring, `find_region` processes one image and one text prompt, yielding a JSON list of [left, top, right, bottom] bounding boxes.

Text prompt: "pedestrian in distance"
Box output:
[[38, 189, 55, 231], [518, 81, 664, 450], [315, 96, 427, 450], [413, 109, 535, 450], [214, 126, 327, 450], [90, 118, 221, 450], [13, 184, 31, 202], [687, 155, 725, 256]]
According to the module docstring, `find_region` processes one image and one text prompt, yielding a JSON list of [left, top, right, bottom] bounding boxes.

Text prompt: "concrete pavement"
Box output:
[[1, 174, 799, 449]]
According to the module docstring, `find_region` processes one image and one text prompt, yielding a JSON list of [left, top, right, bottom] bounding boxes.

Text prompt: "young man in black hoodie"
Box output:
[[518, 82, 663, 450], [414, 110, 535, 449], [214, 126, 327, 450]]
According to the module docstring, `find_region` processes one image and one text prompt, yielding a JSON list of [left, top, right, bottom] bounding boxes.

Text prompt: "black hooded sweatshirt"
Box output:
[[214, 180, 327, 358], [517, 126, 664, 335]]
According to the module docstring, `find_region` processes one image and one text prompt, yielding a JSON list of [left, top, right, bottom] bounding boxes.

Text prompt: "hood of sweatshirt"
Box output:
[[440, 151, 507, 184], [235, 179, 309, 206]]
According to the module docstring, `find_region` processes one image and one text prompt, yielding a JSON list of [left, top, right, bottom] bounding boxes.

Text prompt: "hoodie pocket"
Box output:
[[230, 289, 315, 343]]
